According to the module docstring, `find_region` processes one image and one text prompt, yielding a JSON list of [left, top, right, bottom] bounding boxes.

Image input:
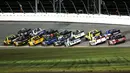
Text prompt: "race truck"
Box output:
[[104, 29, 121, 39], [17, 28, 32, 37], [60, 30, 72, 35], [41, 36, 58, 46], [28, 36, 44, 46], [30, 28, 45, 36], [64, 37, 81, 47], [3, 34, 18, 45], [59, 30, 72, 38], [45, 29, 60, 37], [46, 29, 59, 34], [108, 33, 126, 45], [53, 31, 74, 46], [71, 30, 85, 38], [53, 35, 67, 46], [37, 30, 47, 36], [13, 36, 28, 46], [89, 35, 107, 46], [85, 29, 102, 41]]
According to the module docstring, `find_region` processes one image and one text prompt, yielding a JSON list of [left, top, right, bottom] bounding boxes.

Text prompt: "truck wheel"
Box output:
[[14, 43, 18, 46], [13, 43, 16, 46], [64, 44, 69, 47], [44, 44, 47, 46], [28, 43, 31, 46], [85, 38, 88, 41], [123, 40, 126, 43], [28, 43, 33, 46], [3, 43, 6, 46], [108, 41, 111, 45], [89, 43, 91, 46], [118, 30, 121, 33], [53, 43, 56, 46], [41, 43, 46, 46], [64, 44, 67, 47]]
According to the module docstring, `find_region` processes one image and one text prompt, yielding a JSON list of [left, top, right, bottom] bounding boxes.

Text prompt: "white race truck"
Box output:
[[64, 37, 81, 47], [89, 35, 107, 46], [71, 30, 85, 39], [30, 28, 45, 36]]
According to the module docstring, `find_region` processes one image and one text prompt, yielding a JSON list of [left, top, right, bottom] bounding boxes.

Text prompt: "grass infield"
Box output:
[[0, 47, 130, 73]]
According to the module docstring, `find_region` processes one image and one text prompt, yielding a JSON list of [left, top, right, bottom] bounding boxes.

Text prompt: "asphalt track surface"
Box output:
[[0, 22, 130, 73], [0, 21, 130, 47]]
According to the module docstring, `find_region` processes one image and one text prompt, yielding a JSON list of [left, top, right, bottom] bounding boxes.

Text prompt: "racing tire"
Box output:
[[118, 30, 121, 33], [53, 43, 56, 46], [64, 44, 67, 47], [108, 41, 111, 46], [41, 43, 43, 46], [41, 42, 47, 46], [41, 43, 45, 46], [85, 38, 88, 41], [99, 30, 102, 35], [28, 44, 31, 46], [3, 43, 7, 46], [44, 44, 47, 46], [28, 43, 33, 46], [89, 43, 91, 46], [53, 43, 58, 46], [121, 40, 126, 44], [13, 43, 16, 46], [64, 44, 69, 47], [14, 44, 18, 46]]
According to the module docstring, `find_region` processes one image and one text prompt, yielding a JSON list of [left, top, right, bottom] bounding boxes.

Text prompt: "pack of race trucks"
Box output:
[[3, 28, 126, 47]]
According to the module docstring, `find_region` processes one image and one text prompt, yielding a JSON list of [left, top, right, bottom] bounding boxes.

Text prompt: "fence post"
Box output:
[[123, 1, 130, 16], [40, 1, 46, 12], [53, 0, 56, 12], [87, 0, 89, 13], [28, 1, 35, 12], [35, 0, 38, 13], [5, 1, 13, 13], [62, 3, 67, 13], [59, 0, 61, 13], [102, 1, 109, 15], [17, 1, 24, 13], [92, 0, 98, 14], [81, 0, 88, 14], [98, 0, 101, 15], [113, 1, 120, 15], [0, 8, 3, 13], [69, 0, 78, 13]]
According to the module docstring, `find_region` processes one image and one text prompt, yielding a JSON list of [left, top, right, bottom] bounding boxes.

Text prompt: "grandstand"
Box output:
[[0, 0, 130, 16]]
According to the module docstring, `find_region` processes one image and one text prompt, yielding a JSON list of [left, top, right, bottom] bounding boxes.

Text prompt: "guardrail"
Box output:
[[0, 13, 130, 25]]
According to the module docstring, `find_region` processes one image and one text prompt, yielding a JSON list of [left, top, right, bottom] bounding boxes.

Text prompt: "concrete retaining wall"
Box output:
[[0, 13, 130, 25]]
